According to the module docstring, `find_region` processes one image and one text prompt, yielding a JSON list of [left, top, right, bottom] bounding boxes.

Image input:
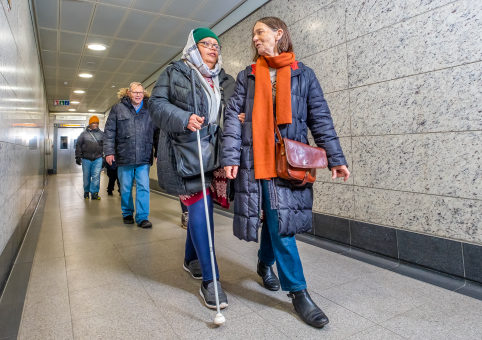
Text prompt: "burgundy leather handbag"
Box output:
[[274, 120, 328, 186]]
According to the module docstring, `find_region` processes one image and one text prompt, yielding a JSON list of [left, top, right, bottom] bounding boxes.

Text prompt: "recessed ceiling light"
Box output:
[[112, 85, 115, 87], [70, 101, 80, 104], [88, 110, 95, 112], [79, 73, 93, 78], [87, 44, 107, 51], [69, 109, 76, 111], [74, 90, 85, 94]]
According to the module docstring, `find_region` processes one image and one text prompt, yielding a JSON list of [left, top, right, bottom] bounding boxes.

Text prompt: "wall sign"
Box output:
[[57, 124, 86, 128], [56, 115, 86, 121], [53, 100, 70, 106]]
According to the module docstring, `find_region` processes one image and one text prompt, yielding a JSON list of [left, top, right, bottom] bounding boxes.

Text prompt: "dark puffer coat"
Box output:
[[221, 62, 347, 242], [75, 127, 104, 161], [104, 96, 159, 167], [148, 60, 236, 195]]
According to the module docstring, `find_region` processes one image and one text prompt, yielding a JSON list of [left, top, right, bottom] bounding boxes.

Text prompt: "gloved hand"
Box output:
[[76, 158, 82, 166]]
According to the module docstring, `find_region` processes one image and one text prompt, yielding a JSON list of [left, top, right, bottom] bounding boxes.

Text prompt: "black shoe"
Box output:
[[137, 220, 152, 228], [123, 215, 134, 224], [288, 290, 329, 328], [200, 281, 228, 309], [84, 192, 89, 199], [91, 192, 101, 200], [257, 260, 280, 291], [183, 259, 202, 279], [107, 190, 113, 196]]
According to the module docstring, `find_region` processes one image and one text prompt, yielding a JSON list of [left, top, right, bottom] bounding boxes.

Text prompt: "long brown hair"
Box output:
[[252, 17, 293, 61]]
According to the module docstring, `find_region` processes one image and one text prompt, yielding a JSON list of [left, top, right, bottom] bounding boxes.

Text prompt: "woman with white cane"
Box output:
[[148, 28, 236, 319]]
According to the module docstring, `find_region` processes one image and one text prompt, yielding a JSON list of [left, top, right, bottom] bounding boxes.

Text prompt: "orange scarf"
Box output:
[[252, 52, 296, 179]]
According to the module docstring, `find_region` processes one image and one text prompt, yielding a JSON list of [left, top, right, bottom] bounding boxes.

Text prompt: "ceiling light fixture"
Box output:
[[87, 44, 107, 51], [79, 73, 93, 78], [88, 110, 95, 112], [70, 101, 80, 104], [74, 90, 85, 94], [69, 109, 76, 111]]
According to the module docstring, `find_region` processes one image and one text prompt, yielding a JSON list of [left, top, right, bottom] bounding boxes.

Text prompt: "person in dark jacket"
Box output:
[[149, 28, 235, 310], [221, 17, 350, 328], [104, 82, 160, 228], [105, 159, 120, 196], [75, 116, 104, 200]]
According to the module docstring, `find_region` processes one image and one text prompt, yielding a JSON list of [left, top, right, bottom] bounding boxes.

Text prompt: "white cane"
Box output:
[[191, 70, 225, 325]]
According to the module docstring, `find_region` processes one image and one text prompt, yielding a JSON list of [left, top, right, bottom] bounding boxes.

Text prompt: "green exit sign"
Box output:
[[53, 100, 70, 106]]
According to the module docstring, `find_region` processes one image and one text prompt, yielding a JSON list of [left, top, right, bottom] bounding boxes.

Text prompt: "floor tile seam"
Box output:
[[251, 307, 297, 339], [314, 286, 429, 326], [308, 289, 381, 326]]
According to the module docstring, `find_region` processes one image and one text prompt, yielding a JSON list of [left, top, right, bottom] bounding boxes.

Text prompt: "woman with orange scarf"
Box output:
[[221, 17, 350, 328]]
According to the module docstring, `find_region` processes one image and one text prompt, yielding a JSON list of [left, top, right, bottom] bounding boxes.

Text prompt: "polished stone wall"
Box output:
[[219, 0, 482, 245], [0, 0, 47, 283]]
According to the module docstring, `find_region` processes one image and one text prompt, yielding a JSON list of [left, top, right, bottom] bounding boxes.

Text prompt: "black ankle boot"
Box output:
[[288, 289, 329, 328], [257, 260, 280, 291]]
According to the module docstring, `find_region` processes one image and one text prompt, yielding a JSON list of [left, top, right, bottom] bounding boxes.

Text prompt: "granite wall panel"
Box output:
[[219, 0, 482, 246], [0, 0, 47, 274], [348, 0, 482, 87], [350, 63, 482, 136]]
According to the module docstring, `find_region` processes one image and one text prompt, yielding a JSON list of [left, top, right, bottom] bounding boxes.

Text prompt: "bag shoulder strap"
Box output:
[[87, 130, 101, 146], [274, 118, 283, 145]]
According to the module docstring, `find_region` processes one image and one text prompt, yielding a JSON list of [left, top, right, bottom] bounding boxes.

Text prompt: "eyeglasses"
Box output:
[[129, 91, 144, 95], [197, 41, 222, 53]]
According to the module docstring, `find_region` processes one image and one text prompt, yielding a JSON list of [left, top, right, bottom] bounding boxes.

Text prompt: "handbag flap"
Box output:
[[283, 138, 328, 169]]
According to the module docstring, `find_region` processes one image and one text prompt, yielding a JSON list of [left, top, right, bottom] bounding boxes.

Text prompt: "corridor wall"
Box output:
[[0, 1, 48, 288], [219, 0, 482, 282]]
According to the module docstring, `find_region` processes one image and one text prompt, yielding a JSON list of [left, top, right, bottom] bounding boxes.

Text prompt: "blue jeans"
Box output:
[[184, 193, 219, 281], [258, 180, 307, 292], [117, 164, 150, 223], [82, 158, 102, 194]]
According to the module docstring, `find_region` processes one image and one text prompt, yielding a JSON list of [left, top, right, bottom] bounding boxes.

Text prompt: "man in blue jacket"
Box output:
[[104, 82, 159, 228]]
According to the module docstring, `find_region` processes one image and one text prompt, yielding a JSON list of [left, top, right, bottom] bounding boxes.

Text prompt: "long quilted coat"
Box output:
[[221, 61, 347, 242], [148, 60, 236, 195]]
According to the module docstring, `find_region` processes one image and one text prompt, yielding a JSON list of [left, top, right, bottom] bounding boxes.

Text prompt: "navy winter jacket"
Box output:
[[104, 96, 159, 167], [148, 60, 236, 195], [221, 62, 348, 242]]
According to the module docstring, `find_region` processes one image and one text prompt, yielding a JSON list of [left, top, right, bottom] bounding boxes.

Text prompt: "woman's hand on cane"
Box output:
[[187, 114, 205, 131], [224, 165, 238, 179]]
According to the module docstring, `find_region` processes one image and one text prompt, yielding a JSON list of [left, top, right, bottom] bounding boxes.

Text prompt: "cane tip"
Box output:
[[214, 313, 226, 325]]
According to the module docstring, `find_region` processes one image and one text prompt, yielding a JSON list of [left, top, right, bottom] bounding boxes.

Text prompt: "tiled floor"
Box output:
[[17, 174, 482, 339]]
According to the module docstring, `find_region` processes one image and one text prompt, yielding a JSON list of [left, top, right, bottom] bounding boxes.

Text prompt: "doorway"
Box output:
[[56, 127, 84, 174]]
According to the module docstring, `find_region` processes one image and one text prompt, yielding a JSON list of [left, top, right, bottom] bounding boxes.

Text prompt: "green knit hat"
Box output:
[[193, 27, 219, 44]]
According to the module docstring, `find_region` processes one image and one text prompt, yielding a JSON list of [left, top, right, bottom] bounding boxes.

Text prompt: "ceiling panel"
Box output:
[[162, 0, 205, 19], [43, 67, 57, 78], [60, 0, 94, 33], [90, 81, 108, 90], [41, 51, 57, 67], [79, 56, 103, 71], [95, 71, 115, 82], [165, 20, 207, 47], [90, 5, 127, 37], [58, 68, 77, 80], [39, 29, 58, 51], [45, 78, 57, 87], [59, 32, 86, 54], [58, 53, 80, 68], [100, 58, 124, 73], [142, 15, 184, 44], [110, 73, 132, 83], [98, 0, 132, 7], [136, 62, 160, 76], [148, 45, 180, 64], [35, 0, 58, 29], [131, 0, 169, 13], [117, 11, 157, 41], [127, 43, 159, 61], [107, 39, 137, 58], [191, 0, 244, 23], [120, 60, 142, 72]]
